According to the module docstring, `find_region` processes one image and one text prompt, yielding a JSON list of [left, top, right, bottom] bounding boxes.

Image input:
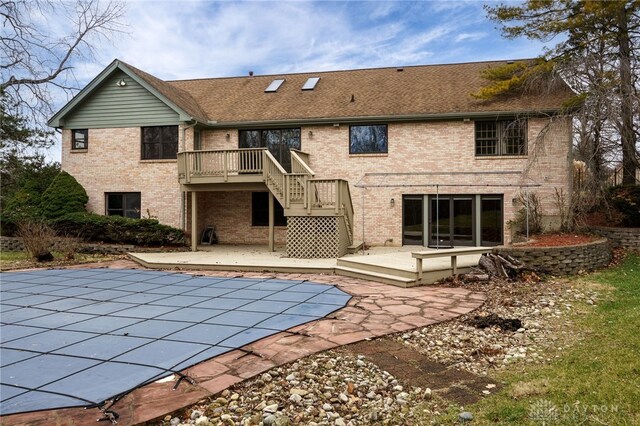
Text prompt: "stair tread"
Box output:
[[337, 258, 415, 274], [335, 265, 415, 283]]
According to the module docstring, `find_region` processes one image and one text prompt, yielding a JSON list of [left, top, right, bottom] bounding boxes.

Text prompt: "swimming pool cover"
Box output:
[[0, 268, 351, 416]]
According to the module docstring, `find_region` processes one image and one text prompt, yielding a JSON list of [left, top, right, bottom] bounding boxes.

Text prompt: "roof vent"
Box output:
[[397, 68, 404, 72], [265, 79, 284, 92], [302, 77, 320, 90]]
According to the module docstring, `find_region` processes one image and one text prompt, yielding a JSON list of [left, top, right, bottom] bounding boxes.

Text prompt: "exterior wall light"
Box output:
[[116, 79, 126, 87], [390, 198, 395, 207], [225, 133, 230, 140], [308, 130, 313, 138]]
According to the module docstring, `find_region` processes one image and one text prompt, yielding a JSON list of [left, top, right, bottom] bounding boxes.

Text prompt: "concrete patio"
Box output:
[[0, 259, 486, 425], [129, 245, 486, 287]]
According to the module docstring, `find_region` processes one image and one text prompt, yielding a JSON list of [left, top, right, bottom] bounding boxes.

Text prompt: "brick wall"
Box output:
[[63, 116, 571, 248], [62, 126, 186, 228], [591, 226, 640, 250], [196, 191, 287, 245], [199, 117, 571, 246], [493, 238, 612, 275]]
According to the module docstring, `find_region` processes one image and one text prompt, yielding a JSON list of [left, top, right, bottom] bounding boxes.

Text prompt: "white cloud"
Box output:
[[455, 32, 487, 43]]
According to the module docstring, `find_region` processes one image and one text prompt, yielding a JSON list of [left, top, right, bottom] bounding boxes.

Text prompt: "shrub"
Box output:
[[16, 221, 54, 262], [40, 171, 88, 220], [1, 189, 43, 235], [53, 213, 185, 246], [607, 185, 640, 227], [510, 191, 544, 235]]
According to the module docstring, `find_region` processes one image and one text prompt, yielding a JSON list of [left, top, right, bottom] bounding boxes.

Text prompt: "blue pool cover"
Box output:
[[0, 268, 351, 416]]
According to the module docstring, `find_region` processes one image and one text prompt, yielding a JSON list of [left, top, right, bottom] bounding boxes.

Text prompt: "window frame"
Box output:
[[474, 119, 527, 157], [251, 192, 287, 227], [349, 124, 388, 154], [105, 192, 141, 219], [71, 129, 88, 150], [141, 125, 179, 160]]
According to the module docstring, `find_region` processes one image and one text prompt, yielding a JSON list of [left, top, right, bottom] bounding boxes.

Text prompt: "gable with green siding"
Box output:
[[63, 71, 179, 129]]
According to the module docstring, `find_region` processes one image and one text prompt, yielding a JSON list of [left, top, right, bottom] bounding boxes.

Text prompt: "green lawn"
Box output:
[[434, 253, 640, 425]]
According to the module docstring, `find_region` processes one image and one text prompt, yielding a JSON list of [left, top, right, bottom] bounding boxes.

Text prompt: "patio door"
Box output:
[[239, 128, 301, 172], [428, 195, 475, 247], [402, 196, 423, 245]]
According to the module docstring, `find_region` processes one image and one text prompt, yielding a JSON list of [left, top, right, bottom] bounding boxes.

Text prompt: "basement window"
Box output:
[[106, 192, 141, 219]]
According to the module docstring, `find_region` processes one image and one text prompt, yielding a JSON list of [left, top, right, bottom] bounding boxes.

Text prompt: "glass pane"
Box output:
[[125, 193, 140, 211], [481, 197, 503, 245], [453, 198, 474, 245], [239, 130, 262, 148], [403, 197, 423, 245], [282, 129, 301, 150], [350, 125, 388, 153], [430, 197, 450, 245], [107, 194, 123, 210], [143, 143, 159, 159]]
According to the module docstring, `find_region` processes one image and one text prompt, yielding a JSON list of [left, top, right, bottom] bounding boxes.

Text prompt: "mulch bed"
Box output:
[[518, 233, 599, 247]]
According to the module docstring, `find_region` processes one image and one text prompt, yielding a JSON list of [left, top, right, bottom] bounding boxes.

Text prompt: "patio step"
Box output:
[[335, 265, 417, 288], [336, 258, 418, 279]]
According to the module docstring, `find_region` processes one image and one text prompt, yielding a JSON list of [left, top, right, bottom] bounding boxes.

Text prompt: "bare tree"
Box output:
[[1, 0, 126, 129]]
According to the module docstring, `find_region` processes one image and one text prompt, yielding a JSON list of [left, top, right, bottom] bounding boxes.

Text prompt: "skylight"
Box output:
[[265, 79, 285, 92], [302, 77, 320, 91]]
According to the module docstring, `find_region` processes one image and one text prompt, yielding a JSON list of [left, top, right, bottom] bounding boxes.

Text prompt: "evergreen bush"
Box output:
[[40, 171, 88, 220]]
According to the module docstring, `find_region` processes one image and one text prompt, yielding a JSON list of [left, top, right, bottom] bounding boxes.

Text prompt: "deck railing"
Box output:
[[291, 149, 314, 175], [178, 148, 353, 243], [177, 148, 265, 183]]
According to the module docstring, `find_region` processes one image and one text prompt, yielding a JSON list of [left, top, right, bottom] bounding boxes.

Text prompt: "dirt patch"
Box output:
[[342, 338, 501, 406], [467, 313, 523, 332], [517, 233, 598, 247]]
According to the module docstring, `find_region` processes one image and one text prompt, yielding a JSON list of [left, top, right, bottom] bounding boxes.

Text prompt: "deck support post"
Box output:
[[268, 192, 275, 252], [191, 191, 198, 252]]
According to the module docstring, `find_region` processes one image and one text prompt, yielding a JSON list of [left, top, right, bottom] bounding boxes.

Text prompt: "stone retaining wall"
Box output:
[[493, 238, 612, 276], [0, 236, 187, 255], [590, 226, 640, 250]]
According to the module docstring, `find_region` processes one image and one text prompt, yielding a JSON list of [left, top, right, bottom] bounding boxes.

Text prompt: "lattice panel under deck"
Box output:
[[287, 216, 348, 258]]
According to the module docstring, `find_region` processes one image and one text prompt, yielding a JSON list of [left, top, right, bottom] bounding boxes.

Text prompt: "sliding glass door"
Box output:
[[428, 195, 474, 247], [402, 196, 423, 245]]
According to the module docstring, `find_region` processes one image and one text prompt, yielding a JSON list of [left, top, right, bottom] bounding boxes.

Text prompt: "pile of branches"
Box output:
[[464, 253, 535, 282]]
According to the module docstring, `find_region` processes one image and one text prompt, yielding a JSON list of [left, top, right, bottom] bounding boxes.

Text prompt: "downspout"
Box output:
[[180, 121, 198, 231]]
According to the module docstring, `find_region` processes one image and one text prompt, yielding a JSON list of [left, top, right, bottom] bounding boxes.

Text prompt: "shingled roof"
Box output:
[[121, 61, 209, 122], [160, 59, 571, 125]]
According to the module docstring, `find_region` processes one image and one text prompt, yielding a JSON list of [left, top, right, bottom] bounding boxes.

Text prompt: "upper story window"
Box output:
[[349, 125, 388, 154], [475, 119, 527, 156], [141, 125, 178, 160], [72, 129, 88, 150]]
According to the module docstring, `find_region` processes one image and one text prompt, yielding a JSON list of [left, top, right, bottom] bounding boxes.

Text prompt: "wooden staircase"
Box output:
[[177, 147, 355, 258], [262, 150, 355, 258]]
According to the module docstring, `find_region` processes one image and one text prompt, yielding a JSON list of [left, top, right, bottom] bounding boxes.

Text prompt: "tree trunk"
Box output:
[[617, 3, 639, 185]]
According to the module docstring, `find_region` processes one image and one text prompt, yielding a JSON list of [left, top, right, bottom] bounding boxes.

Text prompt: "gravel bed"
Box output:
[[157, 275, 606, 426]]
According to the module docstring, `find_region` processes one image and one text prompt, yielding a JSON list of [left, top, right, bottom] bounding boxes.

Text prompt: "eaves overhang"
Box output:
[[202, 109, 566, 129]]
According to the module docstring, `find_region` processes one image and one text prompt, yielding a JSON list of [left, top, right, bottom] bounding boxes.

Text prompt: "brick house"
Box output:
[[49, 59, 573, 258]]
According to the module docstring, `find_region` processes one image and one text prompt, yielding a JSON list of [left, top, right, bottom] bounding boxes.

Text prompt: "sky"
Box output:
[[48, 0, 550, 161], [76, 0, 549, 83]]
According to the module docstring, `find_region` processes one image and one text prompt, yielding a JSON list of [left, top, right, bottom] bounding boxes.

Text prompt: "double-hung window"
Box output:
[[475, 119, 527, 156], [141, 126, 178, 159]]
